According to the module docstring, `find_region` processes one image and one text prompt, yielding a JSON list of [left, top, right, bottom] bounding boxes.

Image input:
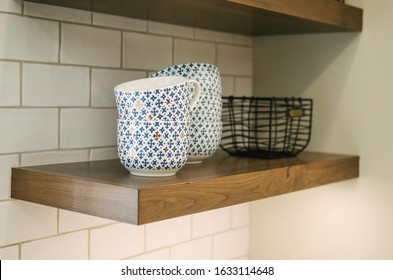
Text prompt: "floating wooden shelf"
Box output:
[[24, 0, 362, 35], [11, 150, 359, 225]]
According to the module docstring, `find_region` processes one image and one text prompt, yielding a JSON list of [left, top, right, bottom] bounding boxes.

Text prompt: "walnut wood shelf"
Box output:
[[11, 151, 359, 225], [24, 0, 362, 35]]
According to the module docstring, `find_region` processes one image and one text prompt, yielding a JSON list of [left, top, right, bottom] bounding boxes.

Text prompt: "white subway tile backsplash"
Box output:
[[231, 203, 250, 228], [21, 231, 89, 260], [0, 62, 20, 106], [0, 245, 18, 260], [0, 14, 58, 62], [149, 21, 194, 38], [217, 45, 253, 76], [90, 223, 145, 260], [0, 5, 252, 260], [61, 24, 121, 67], [146, 216, 192, 251], [60, 109, 117, 148], [171, 237, 212, 260], [91, 69, 146, 107], [0, 155, 19, 199], [93, 13, 147, 32], [213, 227, 249, 259], [0, 200, 57, 247], [0, 0, 22, 13], [123, 32, 172, 70], [233, 34, 254, 46], [0, 109, 58, 153], [221, 76, 235, 97], [195, 28, 233, 43], [89, 147, 118, 161], [59, 210, 113, 233], [129, 248, 170, 260], [235, 77, 253, 97], [21, 150, 89, 166], [24, 2, 91, 24], [174, 39, 215, 65], [192, 207, 231, 238], [23, 64, 89, 106]]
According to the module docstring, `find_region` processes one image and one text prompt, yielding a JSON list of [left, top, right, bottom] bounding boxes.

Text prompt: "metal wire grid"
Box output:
[[220, 96, 313, 158]]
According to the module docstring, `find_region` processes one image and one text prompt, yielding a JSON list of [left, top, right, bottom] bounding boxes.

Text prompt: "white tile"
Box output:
[[90, 223, 145, 260], [24, 2, 91, 24], [89, 147, 118, 161], [234, 77, 253, 97], [213, 227, 249, 259], [23, 64, 89, 106], [61, 24, 121, 67], [149, 21, 193, 38], [234, 34, 254, 46], [92, 69, 146, 107], [174, 39, 215, 65], [0, 246, 19, 260], [0, 62, 20, 106], [231, 203, 250, 228], [146, 216, 192, 251], [123, 32, 172, 70], [192, 207, 231, 238], [21, 150, 89, 166], [171, 237, 212, 260], [0, 155, 19, 199], [0, 14, 58, 62], [59, 209, 113, 233], [221, 76, 234, 97], [0, 200, 57, 247], [60, 109, 117, 148], [93, 13, 146, 32], [0, 109, 58, 153], [217, 45, 253, 76], [129, 249, 170, 260], [195, 28, 234, 43], [0, 0, 22, 13], [21, 231, 88, 260]]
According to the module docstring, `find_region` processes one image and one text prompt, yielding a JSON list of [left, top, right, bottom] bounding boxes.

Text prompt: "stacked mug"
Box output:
[[152, 63, 223, 164], [115, 76, 200, 177]]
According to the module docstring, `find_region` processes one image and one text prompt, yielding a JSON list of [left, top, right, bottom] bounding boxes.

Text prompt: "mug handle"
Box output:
[[187, 79, 201, 111]]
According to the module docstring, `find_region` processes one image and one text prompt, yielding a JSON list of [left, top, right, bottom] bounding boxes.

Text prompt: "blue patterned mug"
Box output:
[[117, 119, 189, 177], [115, 76, 200, 122], [151, 63, 222, 122]]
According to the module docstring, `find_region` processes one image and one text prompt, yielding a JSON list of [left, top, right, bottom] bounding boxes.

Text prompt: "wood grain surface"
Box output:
[[11, 151, 359, 225], [23, 0, 362, 35]]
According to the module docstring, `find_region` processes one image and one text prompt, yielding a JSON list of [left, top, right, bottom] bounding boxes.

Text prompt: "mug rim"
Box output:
[[114, 76, 190, 92]]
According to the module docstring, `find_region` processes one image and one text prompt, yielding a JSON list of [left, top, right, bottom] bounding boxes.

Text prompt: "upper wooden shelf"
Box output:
[[24, 0, 363, 35], [11, 150, 359, 225]]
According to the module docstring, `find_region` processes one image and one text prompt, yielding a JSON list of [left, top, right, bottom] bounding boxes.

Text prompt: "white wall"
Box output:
[[0, 0, 252, 260], [250, 0, 393, 259]]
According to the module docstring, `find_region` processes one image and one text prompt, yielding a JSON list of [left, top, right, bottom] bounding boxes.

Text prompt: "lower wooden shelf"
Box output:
[[11, 150, 359, 225]]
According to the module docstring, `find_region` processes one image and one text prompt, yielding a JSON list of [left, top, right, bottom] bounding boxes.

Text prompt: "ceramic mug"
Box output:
[[187, 122, 222, 164], [117, 119, 189, 177], [115, 76, 200, 122], [151, 63, 222, 122]]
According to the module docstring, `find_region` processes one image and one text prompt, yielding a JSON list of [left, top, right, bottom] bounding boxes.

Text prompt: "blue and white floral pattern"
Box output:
[[117, 119, 189, 176], [151, 62, 222, 122], [115, 82, 195, 122], [188, 122, 222, 156]]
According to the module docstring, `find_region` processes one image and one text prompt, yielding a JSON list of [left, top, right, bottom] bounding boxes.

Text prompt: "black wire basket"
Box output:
[[220, 96, 313, 159]]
